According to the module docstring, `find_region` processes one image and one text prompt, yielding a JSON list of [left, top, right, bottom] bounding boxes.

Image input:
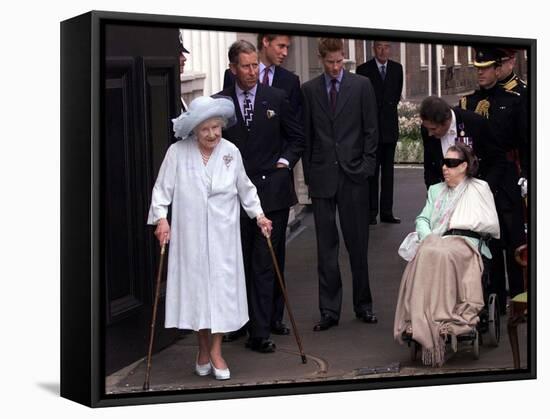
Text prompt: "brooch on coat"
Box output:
[[267, 109, 276, 119], [223, 154, 233, 168]]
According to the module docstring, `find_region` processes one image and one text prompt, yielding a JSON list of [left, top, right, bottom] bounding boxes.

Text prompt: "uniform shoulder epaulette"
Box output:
[[502, 78, 518, 92], [459, 96, 467, 110]]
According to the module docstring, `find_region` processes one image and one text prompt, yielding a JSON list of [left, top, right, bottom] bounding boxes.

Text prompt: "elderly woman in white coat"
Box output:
[[394, 142, 500, 367], [147, 96, 272, 380]]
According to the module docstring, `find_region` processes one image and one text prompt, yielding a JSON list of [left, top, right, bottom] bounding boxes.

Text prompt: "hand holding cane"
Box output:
[[143, 237, 168, 391], [264, 230, 307, 364]]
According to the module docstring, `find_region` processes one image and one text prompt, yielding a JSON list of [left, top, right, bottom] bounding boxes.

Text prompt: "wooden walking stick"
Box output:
[[266, 236, 307, 364], [143, 241, 167, 391]]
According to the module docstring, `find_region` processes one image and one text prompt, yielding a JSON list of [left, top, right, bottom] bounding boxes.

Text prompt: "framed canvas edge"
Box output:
[[60, 9, 537, 408]]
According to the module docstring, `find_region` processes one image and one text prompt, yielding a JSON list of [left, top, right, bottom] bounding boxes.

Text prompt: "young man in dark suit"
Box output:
[[356, 41, 403, 225], [301, 38, 379, 331], [217, 40, 304, 353], [223, 34, 302, 117]]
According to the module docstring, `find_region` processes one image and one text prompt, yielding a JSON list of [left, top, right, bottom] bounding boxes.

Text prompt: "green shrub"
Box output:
[[398, 101, 422, 142]]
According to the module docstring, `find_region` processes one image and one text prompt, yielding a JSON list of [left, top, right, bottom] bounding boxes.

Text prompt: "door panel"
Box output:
[[103, 25, 182, 375]]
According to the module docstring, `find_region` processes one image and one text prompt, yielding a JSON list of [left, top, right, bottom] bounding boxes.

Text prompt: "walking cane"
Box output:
[[143, 241, 167, 391], [266, 236, 307, 364]]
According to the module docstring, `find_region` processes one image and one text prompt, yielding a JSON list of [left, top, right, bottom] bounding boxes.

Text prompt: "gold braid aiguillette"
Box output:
[[474, 99, 490, 118]]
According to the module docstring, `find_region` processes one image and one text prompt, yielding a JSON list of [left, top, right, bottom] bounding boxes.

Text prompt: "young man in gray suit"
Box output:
[[301, 38, 379, 331]]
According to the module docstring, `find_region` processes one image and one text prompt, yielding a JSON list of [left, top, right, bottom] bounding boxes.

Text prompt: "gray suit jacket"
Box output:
[[301, 70, 378, 198]]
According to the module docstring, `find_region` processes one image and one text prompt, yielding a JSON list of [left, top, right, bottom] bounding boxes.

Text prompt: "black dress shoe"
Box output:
[[380, 215, 401, 224], [369, 217, 378, 225], [313, 315, 339, 331], [223, 327, 247, 342], [245, 337, 276, 353], [356, 310, 378, 324], [271, 321, 290, 335]]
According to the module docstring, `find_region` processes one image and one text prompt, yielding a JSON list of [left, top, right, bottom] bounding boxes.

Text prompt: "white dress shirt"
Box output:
[[440, 109, 457, 156]]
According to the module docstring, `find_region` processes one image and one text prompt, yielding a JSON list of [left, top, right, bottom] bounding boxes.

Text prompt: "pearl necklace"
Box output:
[[199, 148, 212, 165]]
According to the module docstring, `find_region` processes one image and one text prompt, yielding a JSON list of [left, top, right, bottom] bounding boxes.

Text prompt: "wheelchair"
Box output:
[[405, 251, 501, 363]]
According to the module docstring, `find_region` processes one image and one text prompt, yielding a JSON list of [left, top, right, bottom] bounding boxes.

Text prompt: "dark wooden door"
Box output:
[[103, 24, 182, 375]]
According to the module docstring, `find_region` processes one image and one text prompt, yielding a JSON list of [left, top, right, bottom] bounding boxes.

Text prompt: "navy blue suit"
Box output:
[[218, 82, 304, 339], [356, 59, 402, 219]]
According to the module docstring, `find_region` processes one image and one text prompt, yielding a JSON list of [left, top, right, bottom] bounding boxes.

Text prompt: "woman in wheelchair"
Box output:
[[394, 142, 500, 366]]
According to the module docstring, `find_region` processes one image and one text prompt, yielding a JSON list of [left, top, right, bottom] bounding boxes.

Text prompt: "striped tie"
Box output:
[[243, 91, 254, 129]]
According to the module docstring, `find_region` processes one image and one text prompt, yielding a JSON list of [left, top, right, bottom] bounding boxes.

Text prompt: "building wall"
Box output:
[[406, 43, 429, 98]]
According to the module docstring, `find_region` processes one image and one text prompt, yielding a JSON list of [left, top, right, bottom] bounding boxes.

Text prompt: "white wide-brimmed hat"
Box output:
[[172, 95, 236, 139]]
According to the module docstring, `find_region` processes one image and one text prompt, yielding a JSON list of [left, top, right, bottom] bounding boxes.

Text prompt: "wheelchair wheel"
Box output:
[[486, 293, 501, 347], [472, 331, 480, 360], [410, 341, 419, 362]]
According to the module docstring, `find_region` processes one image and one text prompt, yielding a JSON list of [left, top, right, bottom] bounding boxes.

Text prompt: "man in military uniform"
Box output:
[[459, 47, 528, 311], [497, 48, 528, 97]]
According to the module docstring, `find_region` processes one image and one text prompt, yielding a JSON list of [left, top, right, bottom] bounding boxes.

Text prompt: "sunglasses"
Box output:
[[441, 158, 465, 168]]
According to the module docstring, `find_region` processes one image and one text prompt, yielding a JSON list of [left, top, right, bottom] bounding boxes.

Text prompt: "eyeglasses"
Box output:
[[441, 158, 465, 168]]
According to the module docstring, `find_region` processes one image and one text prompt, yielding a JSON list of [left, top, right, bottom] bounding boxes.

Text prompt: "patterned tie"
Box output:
[[330, 78, 338, 113], [262, 67, 270, 85], [380, 64, 386, 81], [243, 91, 254, 129]]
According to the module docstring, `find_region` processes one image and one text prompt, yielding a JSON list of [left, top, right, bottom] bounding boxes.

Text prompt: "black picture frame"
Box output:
[[60, 10, 536, 408]]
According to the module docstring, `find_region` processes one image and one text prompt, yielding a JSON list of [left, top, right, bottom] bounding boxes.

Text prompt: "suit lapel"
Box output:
[[228, 86, 246, 127], [369, 59, 383, 85], [429, 134, 444, 165], [454, 108, 465, 136], [250, 83, 267, 135], [272, 66, 281, 88], [224, 86, 249, 148], [313, 75, 332, 119], [333, 71, 352, 119]]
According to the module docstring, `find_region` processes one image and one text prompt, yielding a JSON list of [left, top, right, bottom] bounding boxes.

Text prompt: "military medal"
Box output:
[[456, 123, 473, 148], [458, 123, 466, 139]]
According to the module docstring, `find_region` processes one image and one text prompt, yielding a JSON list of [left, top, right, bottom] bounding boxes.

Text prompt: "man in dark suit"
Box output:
[[218, 40, 304, 353], [356, 41, 403, 225], [223, 34, 302, 336], [301, 38, 379, 331], [223, 34, 302, 116], [419, 95, 506, 192]]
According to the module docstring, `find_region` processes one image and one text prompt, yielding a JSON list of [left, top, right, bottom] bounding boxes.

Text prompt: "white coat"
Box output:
[[147, 138, 263, 333]]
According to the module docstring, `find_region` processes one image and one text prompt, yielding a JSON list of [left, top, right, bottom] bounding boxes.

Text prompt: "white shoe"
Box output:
[[211, 364, 230, 380], [195, 361, 212, 376]]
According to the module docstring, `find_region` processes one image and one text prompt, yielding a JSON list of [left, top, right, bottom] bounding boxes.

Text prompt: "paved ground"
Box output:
[[106, 166, 528, 394]]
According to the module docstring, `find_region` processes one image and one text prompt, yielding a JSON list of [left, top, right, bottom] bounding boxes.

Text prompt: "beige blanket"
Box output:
[[394, 234, 484, 366]]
